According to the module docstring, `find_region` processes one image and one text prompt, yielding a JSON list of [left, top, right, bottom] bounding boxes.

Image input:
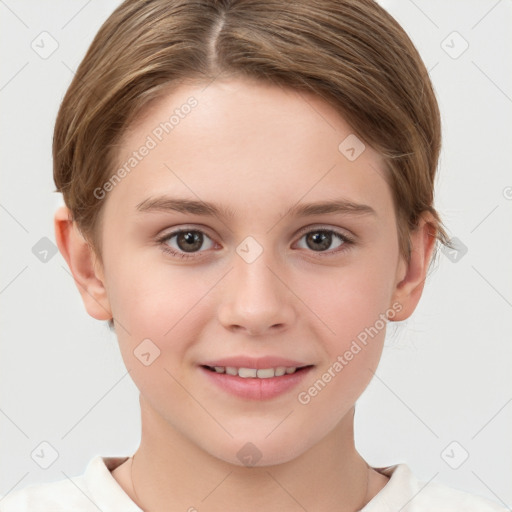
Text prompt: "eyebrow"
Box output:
[[135, 196, 377, 219]]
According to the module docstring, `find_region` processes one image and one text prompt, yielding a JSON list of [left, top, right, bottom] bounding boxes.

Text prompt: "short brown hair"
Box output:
[[53, 0, 450, 326]]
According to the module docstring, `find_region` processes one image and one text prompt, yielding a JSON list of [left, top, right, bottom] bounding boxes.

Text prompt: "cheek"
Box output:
[[105, 252, 213, 335], [293, 249, 397, 391], [299, 256, 396, 344], [295, 269, 391, 420], [102, 266, 203, 392]]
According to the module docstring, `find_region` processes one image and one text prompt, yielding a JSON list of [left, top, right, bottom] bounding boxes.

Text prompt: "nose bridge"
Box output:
[[217, 240, 296, 335]]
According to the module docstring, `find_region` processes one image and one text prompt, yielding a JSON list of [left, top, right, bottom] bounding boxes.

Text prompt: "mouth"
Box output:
[[199, 362, 315, 400], [201, 364, 313, 378]]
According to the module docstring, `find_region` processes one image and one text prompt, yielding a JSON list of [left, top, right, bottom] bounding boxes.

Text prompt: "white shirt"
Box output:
[[0, 456, 507, 511]]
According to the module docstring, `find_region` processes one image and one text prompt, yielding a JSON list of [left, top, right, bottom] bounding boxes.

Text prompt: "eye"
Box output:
[[295, 227, 354, 255], [157, 229, 215, 259], [157, 226, 355, 261]]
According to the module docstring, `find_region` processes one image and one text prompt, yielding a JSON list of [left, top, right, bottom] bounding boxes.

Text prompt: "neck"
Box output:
[[128, 399, 373, 512]]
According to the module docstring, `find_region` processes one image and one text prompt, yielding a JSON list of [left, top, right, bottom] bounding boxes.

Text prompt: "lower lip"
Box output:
[[199, 366, 313, 400]]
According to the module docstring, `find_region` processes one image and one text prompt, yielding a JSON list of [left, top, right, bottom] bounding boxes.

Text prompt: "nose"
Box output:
[[217, 250, 297, 336]]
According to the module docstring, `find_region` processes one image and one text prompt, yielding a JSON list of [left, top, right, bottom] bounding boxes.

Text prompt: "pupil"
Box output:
[[307, 231, 330, 251], [178, 231, 202, 252]]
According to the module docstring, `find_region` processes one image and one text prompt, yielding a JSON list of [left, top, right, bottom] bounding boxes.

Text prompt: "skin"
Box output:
[[55, 76, 436, 511]]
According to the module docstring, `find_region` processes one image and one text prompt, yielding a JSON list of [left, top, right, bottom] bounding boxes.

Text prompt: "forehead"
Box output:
[[105, 77, 392, 224]]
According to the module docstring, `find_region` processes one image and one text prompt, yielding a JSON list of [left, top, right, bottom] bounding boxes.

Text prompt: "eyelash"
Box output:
[[156, 226, 355, 260]]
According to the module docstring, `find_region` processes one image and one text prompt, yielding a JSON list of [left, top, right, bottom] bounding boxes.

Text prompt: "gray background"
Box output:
[[1, 0, 511, 507]]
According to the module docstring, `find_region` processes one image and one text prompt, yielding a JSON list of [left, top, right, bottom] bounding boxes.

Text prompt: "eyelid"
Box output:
[[294, 223, 355, 242], [156, 224, 217, 243]]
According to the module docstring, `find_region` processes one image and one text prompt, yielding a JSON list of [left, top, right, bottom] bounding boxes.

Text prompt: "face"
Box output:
[[93, 77, 407, 466]]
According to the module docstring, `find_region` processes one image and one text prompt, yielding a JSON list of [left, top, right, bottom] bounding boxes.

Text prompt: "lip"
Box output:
[[201, 356, 309, 369], [199, 356, 314, 401]]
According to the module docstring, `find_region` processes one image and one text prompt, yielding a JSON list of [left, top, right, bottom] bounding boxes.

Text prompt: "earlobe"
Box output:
[[389, 213, 437, 322], [54, 205, 112, 321]]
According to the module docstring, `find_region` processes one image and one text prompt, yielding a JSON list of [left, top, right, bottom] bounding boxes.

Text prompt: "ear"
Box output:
[[54, 206, 112, 321], [389, 212, 437, 321]]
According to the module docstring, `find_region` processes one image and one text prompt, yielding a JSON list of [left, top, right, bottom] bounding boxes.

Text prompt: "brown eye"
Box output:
[[159, 229, 215, 258], [296, 229, 347, 253], [176, 231, 204, 252], [305, 231, 334, 251]]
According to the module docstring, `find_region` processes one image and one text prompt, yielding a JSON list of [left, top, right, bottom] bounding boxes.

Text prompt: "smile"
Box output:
[[203, 365, 306, 378], [200, 364, 314, 400]]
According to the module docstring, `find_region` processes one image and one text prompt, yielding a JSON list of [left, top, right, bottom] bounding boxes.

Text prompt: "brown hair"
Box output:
[[53, 0, 450, 326]]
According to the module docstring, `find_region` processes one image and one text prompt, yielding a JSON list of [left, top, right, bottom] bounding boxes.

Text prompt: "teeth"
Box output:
[[207, 365, 300, 378], [256, 368, 275, 378], [239, 367, 257, 378], [275, 366, 287, 376]]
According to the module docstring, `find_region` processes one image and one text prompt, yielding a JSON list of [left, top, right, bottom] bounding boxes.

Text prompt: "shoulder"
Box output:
[[363, 463, 508, 512], [0, 455, 139, 512], [411, 479, 507, 511], [0, 476, 92, 511]]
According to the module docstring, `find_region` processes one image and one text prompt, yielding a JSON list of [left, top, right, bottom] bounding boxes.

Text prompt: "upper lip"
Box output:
[[200, 356, 311, 369]]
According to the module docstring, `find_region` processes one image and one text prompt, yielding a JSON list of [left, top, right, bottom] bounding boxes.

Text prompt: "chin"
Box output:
[[204, 432, 314, 469]]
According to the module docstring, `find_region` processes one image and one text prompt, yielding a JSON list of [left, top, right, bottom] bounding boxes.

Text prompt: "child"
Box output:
[[1, 0, 507, 510]]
